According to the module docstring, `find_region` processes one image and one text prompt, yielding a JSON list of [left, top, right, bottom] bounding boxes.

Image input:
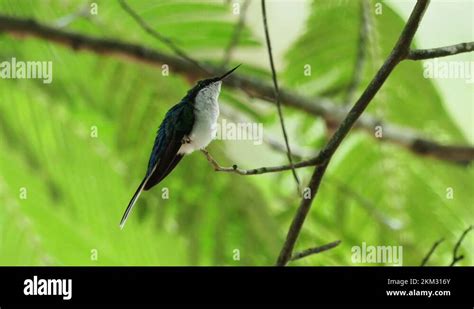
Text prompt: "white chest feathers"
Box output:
[[178, 81, 221, 155]]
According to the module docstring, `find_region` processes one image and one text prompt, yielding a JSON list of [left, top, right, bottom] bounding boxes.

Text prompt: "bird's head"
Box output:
[[187, 64, 240, 104]]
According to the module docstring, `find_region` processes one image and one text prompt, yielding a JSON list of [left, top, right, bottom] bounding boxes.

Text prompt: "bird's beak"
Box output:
[[218, 64, 241, 81]]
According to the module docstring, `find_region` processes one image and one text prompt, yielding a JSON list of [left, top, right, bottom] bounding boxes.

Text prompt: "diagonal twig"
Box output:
[[54, 2, 91, 29], [344, 0, 370, 104], [118, 0, 209, 73], [261, 0, 301, 194], [326, 177, 402, 229], [290, 240, 341, 262], [450, 225, 473, 266], [420, 238, 444, 266], [276, 0, 432, 266], [221, 0, 250, 68]]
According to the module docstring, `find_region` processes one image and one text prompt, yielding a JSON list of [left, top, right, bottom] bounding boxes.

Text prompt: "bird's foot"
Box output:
[[201, 149, 220, 171]]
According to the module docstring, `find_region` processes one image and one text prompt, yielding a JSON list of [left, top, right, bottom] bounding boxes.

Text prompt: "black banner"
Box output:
[[0, 267, 472, 306]]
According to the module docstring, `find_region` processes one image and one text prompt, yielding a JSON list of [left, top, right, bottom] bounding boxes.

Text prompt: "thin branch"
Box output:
[[261, 0, 301, 193], [344, 0, 370, 104], [118, 0, 209, 73], [54, 2, 91, 29], [221, 0, 250, 68], [263, 135, 307, 160], [276, 0, 432, 266], [326, 177, 401, 230], [420, 238, 444, 266], [0, 14, 473, 164], [277, 162, 329, 266], [407, 42, 474, 60], [290, 240, 341, 262], [450, 225, 473, 266], [200, 149, 323, 176]]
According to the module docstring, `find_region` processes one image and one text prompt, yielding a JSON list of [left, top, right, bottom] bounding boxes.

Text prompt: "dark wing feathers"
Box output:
[[144, 131, 183, 190], [120, 101, 194, 228], [144, 101, 194, 190]]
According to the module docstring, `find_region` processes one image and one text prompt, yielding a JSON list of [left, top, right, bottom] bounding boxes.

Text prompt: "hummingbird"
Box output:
[[119, 64, 241, 229]]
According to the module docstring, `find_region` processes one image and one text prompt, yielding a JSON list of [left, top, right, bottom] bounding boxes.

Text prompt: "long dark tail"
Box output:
[[120, 178, 147, 229]]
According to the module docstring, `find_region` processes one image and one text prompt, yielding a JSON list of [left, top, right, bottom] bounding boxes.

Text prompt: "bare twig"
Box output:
[[327, 177, 402, 229], [420, 238, 444, 266], [450, 225, 473, 266], [344, 0, 370, 104], [118, 0, 209, 73], [221, 0, 250, 68], [200, 149, 323, 175], [277, 162, 329, 266], [261, 0, 301, 193], [0, 14, 472, 164], [290, 240, 341, 262], [54, 2, 91, 29], [276, 0, 432, 266], [407, 42, 474, 60], [263, 135, 307, 160]]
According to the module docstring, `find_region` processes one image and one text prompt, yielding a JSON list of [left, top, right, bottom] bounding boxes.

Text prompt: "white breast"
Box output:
[[178, 81, 221, 155]]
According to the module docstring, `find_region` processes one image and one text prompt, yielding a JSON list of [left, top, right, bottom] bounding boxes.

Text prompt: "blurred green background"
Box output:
[[0, 0, 472, 266]]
